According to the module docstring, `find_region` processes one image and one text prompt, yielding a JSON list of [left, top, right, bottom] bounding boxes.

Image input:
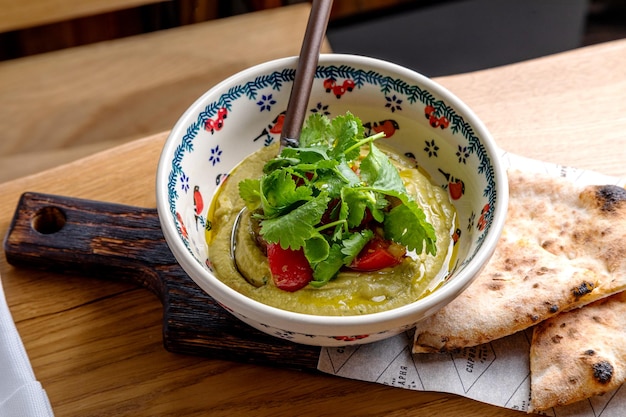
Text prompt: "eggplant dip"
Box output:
[[207, 113, 456, 316]]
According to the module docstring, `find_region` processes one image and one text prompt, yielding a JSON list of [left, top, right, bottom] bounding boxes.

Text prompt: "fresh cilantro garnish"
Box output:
[[257, 192, 330, 250], [239, 112, 437, 287]]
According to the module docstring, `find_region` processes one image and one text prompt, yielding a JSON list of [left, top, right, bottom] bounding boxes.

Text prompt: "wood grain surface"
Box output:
[[4, 192, 321, 370], [0, 3, 331, 179], [0, 37, 625, 417]]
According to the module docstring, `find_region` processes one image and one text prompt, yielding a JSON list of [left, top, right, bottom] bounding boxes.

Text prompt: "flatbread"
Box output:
[[529, 291, 626, 412], [412, 169, 626, 353]]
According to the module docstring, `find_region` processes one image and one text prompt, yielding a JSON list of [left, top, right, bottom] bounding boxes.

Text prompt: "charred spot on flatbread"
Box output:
[[592, 361, 613, 384], [580, 184, 626, 213], [571, 280, 595, 299]]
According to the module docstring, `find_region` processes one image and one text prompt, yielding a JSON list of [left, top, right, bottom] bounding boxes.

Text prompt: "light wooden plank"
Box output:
[[435, 39, 626, 178], [0, 3, 329, 158]]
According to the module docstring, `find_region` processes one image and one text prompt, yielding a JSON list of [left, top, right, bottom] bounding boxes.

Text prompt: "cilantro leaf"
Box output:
[[300, 113, 332, 148], [360, 143, 406, 194], [341, 187, 378, 228], [312, 170, 345, 198], [303, 235, 330, 264], [340, 229, 374, 265], [310, 243, 345, 287], [329, 112, 363, 160], [335, 159, 361, 185], [309, 229, 374, 286], [280, 147, 330, 165], [384, 201, 437, 255], [312, 159, 360, 199], [259, 193, 330, 250], [262, 156, 300, 173], [263, 147, 329, 173], [238, 178, 261, 210], [260, 169, 312, 218]]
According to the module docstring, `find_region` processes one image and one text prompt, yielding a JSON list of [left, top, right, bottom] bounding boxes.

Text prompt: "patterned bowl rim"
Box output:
[[156, 53, 509, 327]]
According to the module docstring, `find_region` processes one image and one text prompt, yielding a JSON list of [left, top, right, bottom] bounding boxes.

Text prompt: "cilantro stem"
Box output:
[[342, 131, 386, 157], [315, 219, 346, 233]]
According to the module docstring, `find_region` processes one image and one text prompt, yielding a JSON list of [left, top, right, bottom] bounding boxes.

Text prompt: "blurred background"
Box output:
[[1, 0, 625, 76], [1, 0, 625, 182]]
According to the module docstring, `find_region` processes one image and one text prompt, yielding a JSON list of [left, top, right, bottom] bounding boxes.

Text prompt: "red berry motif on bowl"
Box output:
[[216, 301, 234, 313], [452, 228, 462, 245], [363, 119, 400, 138], [323, 78, 355, 98], [176, 212, 188, 239], [438, 168, 465, 200], [215, 173, 230, 187], [205, 258, 214, 271], [477, 203, 490, 231], [253, 111, 286, 144], [424, 105, 449, 129], [268, 111, 286, 134], [204, 107, 228, 134], [333, 334, 369, 342], [193, 185, 204, 218]]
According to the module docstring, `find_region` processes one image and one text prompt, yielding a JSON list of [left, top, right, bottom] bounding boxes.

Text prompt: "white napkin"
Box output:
[[0, 279, 54, 417]]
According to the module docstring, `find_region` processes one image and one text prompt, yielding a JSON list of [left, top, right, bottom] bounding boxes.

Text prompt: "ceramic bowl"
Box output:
[[156, 54, 508, 347]]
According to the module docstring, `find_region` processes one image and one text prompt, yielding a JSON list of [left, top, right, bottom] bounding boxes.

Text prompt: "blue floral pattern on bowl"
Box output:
[[158, 55, 506, 346]]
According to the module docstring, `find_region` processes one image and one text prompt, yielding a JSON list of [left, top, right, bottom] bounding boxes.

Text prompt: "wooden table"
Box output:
[[0, 3, 330, 182], [1, 36, 625, 416]]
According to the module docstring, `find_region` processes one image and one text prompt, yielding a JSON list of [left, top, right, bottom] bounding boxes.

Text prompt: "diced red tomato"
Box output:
[[349, 238, 405, 271], [267, 243, 313, 292]]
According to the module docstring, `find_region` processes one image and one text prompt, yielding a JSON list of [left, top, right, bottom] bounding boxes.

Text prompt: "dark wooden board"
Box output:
[[4, 192, 321, 371]]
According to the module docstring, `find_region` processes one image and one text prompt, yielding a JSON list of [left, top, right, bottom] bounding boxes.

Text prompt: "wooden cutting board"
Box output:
[[4, 191, 321, 371]]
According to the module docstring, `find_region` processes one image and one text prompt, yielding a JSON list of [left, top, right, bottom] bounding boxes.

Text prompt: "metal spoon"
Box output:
[[231, 0, 333, 282], [280, 0, 334, 151]]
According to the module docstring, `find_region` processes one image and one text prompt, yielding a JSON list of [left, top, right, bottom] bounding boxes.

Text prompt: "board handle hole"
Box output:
[[32, 206, 66, 234]]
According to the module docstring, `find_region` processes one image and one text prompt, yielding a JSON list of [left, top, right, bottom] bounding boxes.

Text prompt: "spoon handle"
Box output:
[[280, 0, 333, 149]]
